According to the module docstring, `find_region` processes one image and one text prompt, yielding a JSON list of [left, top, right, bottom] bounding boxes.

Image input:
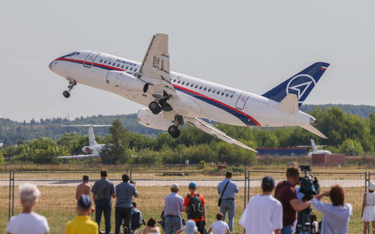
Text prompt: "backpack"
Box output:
[[131, 211, 141, 231], [187, 193, 204, 219]]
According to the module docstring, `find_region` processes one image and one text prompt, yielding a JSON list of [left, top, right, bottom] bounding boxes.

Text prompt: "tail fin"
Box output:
[[262, 62, 329, 107], [61, 124, 111, 147], [310, 138, 318, 152]]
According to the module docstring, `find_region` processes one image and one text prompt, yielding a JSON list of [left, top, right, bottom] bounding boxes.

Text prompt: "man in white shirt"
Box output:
[[164, 183, 184, 234], [6, 183, 50, 234], [208, 212, 230, 234], [239, 176, 282, 234]]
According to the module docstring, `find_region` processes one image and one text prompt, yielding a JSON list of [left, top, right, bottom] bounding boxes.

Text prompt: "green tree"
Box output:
[[100, 119, 130, 164], [0, 149, 4, 166], [339, 139, 364, 156]]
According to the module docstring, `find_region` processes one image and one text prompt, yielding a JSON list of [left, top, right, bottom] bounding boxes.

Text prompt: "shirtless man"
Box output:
[[76, 175, 91, 200]]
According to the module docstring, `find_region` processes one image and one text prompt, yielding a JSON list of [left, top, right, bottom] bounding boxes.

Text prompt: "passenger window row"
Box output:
[[172, 79, 233, 98], [99, 59, 138, 72]]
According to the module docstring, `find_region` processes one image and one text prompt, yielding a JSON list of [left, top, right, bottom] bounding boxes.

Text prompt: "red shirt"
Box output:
[[183, 193, 205, 222], [274, 181, 298, 227]]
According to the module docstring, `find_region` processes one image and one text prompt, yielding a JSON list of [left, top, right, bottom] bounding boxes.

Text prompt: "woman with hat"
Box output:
[[362, 182, 375, 234], [175, 220, 200, 234]]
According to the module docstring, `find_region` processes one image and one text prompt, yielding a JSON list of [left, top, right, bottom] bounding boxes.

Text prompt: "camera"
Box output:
[[298, 165, 320, 201]]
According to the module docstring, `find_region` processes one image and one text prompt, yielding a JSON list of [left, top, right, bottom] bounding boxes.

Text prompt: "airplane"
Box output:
[[49, 33, 329, 152], [57, 124, 110, 159], [308, 138, 331, 156]]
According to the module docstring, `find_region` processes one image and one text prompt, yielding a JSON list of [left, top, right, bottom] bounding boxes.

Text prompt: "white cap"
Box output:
[[171, 183, 179, 189], [369, 182, 375, 191]]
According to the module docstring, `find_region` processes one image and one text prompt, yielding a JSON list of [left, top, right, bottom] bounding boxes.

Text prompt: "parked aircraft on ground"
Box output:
[[57, 124, 110, 159], [49, 33, 329, 152], [308, 139, 331, 156]]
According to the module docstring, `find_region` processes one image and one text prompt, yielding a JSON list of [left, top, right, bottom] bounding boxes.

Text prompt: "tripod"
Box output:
[[296, 206, 318, 234]]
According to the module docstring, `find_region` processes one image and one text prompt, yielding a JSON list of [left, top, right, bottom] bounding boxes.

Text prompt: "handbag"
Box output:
[[218, 180, 230, 207]]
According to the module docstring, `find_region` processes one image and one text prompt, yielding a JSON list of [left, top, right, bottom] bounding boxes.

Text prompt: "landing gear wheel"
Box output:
[[63, 91, 70, 98], [149, 101, 162, 114], [168, 125, 180, 138]]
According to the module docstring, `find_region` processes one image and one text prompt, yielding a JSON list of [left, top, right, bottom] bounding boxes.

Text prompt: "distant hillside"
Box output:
[[0, 104, 374, 146], [0, 114, 161, 146], [300, 104, 375, 118]]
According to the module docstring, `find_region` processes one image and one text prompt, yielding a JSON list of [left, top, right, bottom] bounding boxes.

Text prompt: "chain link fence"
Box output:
[[0, 170, 371, 233]]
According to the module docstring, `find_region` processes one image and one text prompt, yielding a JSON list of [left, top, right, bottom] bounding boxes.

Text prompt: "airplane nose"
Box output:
[[48, 61, 54, 71]]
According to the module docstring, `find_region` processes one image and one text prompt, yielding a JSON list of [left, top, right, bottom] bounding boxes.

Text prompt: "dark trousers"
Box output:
[[195, 220, 205, 234], [95, 199, 112, 234], [115, 207, 132, 234]]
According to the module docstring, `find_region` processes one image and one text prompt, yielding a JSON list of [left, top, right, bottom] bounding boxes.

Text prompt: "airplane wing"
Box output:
[[138, 33, 177, 98], [57, 154, 100, 159], [185, 117, 257, 152]]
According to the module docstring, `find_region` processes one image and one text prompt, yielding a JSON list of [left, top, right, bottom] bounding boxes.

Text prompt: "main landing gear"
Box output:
[[63, 80, 77, 98], [168, 115, 183, 138]]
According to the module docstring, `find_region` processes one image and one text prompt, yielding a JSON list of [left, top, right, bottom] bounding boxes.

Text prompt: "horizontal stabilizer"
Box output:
[[300, 125, 328, 139], [276, 94, 299, 114], [185, 117, 257, 152]]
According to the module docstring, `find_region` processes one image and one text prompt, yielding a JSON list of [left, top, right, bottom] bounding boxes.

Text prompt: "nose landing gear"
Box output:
[[63, 80, 77, 98]]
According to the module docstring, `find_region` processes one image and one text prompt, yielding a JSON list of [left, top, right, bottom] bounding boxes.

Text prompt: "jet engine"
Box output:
[[82, 146, 91, 153], [106, 71, 148, 93], [137, 108, 174, 131]]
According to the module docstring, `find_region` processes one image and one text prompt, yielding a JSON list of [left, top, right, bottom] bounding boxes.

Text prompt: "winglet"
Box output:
[[300, 125, 328, 139], [276, 94, 299, 114]]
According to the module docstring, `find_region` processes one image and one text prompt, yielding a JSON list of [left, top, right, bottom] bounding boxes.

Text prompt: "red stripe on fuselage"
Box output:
[[55, 57, 126, 71], [174, 84, 261, 126]]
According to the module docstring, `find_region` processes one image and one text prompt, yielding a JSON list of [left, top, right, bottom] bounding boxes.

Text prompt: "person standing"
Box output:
[[114, 173, 138, 234], [217, 171, 239, 232], [76, 175, 91, 200], [239, 176, 282, 234], [6, 183, 50, 234], [91, 169, 116, 234], [164, 183, 184, 234], [66, 195, 98, 234], [274, 166, 310, 234], [183, 182, 206, 234], [311, 185, 352, 234], [362, 182, 375, 234]]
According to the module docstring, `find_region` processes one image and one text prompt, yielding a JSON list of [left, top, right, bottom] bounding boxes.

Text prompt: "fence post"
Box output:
[[130, 170, 132, 181], [368, 172, 370, 234], [366, 172, 368, 192], [8, 171, 11, 220], [12, 171, 15, 216], [244, 170, 246, 210], [247, 170, 250, 202]]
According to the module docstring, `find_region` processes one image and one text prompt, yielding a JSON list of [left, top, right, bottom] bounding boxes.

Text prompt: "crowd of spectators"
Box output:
[[5, 166, 358, 234]]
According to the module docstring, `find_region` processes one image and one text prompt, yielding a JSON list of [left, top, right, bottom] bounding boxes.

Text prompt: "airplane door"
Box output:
[[235, 93, 250, 110], [83, 52, 100, 68]]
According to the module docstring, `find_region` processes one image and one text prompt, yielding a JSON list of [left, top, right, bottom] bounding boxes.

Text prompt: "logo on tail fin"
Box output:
[[286, 74, 316, 103]]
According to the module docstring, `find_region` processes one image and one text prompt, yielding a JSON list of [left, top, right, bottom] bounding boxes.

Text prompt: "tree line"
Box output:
[[0, 106, 375, 166]]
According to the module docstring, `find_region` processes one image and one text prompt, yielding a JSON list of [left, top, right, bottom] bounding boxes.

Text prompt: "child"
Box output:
[[66, 195, 98, 234], [362, 182, 375, 234], [208, 213, 231, 234]]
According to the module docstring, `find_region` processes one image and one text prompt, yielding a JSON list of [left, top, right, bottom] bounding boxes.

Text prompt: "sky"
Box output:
[[1, 1, 375, 122]]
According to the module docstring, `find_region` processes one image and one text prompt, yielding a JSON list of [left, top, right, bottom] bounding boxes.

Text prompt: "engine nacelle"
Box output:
[[82, 146, 91, 153], [137, 108, 173, 131], [106, 71, 148, 93]]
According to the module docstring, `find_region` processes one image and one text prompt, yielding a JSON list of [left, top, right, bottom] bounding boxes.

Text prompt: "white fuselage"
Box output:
[[49, 50, 314, 128]]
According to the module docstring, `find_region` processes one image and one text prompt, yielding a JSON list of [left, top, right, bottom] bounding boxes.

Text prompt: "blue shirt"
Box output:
[[132, 208, 143, 225], [164, 192, 184, 217], [311, 198, 352, 234], [115, 182, 138, 208], [217, 178, 239, 200]]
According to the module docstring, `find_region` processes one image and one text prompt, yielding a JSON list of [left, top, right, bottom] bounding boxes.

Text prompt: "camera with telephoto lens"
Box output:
[[298, 165, 320, 201]]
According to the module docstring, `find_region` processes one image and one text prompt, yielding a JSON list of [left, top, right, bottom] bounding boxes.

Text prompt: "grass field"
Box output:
[[0, 184, 367, 234]]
